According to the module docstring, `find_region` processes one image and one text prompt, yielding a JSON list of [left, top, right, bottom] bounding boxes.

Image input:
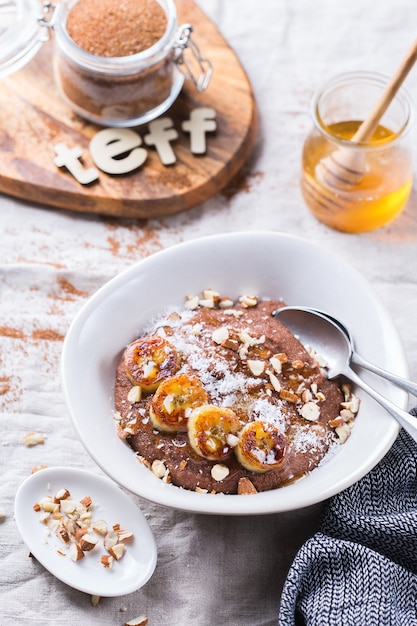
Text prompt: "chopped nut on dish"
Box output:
[[128, 385, 142, 404], [237, 477, 258, 495], [185, 295, 199, 310], [211, 464, 230, 482], [54, 488, 71, 502], [247, 360, 266, 377], [328, 416, 345, 429], [58, 527, 71, 544], [301, 401, 320, 421], [70, 542, 85, 562], [79, 534, 98, 552], [108, 543, 125, 561], [328, 387, 360, 442], [335, 423, 351, 444], [118, 529, 134, 543], [33, 488, 134, 571], [211, 326, 229, 344], [269, 355, 283, 374], [267, 370, 281, 392], [202, 288, 220, 304], [80, 495, 92, 508], [279, 388, 298, 403], [151, 459, 167, 479], [291, 359, 304, 369], [221, 336, 240, 351], [301, 389, 313, 403], [100, 554, 114, 569], [239, 294, 258, 308], [103, 530, 119, 550], [92, 519, 107, 535], [218, 297, 234, 309]]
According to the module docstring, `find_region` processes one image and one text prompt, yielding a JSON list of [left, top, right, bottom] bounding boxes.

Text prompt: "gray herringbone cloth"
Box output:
[[279, 409, 417, 625]]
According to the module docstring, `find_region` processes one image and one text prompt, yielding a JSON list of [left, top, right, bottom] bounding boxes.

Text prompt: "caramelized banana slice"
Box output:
[[150, 373, 208, 433], [124, 335, 180, 393], [187, 404, 241, 461], [235, 421, 287, 473]]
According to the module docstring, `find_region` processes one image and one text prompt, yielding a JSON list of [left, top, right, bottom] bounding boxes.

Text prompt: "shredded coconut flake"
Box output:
[[250, 398, 287, 432], [292, 426, 323, 453]]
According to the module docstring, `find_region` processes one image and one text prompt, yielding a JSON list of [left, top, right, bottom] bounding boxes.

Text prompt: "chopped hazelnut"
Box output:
[[211, 464, 230, 481], [128, 385, 142, 403], [151, 459, 167, 479], [301, 401, 320, 421]]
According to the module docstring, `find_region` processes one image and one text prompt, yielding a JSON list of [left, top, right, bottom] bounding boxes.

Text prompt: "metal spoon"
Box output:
[[272, 305, 417, 443], [307, 307, 417, 397]]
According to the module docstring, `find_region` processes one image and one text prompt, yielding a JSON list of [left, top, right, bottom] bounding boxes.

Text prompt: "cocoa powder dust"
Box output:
[[66, 0, 168, 57]]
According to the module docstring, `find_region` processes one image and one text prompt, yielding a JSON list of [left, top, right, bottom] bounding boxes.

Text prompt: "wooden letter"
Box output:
[[182, 107, 217, 154], [90, 128, 148, 174], [53, 143, 99, 184], [144, 118, 178, 165]]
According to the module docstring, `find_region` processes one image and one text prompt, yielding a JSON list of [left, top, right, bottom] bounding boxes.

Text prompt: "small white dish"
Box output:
[[61, 231, 408, 515], [14, 467, 157, 596]]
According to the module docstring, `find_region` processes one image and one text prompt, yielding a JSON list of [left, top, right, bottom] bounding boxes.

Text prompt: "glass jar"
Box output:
[[301, 72, 414, 233], [0, 0, 212, 127]]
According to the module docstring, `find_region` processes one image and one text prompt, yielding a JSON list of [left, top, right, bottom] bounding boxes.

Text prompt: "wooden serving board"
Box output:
[[0, 0, 258, 218]]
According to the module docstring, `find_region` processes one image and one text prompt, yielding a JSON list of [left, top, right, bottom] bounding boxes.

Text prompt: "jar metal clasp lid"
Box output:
[[174, 24, 212, 92], [38, 1, 60, 41]]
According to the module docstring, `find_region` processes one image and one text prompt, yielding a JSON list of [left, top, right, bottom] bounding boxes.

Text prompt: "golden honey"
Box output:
[[301, 73, 413, 233]]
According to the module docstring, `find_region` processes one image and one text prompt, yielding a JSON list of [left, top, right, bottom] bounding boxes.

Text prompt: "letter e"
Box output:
[[90, 128, 148, 174]]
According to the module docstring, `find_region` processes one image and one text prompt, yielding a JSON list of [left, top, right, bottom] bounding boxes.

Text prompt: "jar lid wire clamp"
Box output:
[[38, 1, 60, 34], [173, 23, 212, 93]]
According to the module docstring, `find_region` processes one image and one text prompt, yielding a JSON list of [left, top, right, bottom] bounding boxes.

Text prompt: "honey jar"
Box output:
[[0, 0, 212, 127], [301, 72, 414, 233]]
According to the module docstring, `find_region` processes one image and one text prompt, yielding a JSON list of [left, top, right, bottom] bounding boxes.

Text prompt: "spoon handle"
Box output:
[[344, 365, 417, 443], [351, 351, 417, 397]]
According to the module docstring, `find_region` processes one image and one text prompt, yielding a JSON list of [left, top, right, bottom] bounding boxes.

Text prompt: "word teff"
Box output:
[[53, 108, 217, 184]]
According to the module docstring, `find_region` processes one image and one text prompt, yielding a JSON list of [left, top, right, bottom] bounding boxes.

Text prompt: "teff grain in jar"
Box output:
[[53, 0, 182, 127]]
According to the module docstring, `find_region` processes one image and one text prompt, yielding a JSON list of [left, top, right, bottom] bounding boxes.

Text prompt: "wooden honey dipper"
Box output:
[[315, 38, 417, 190]]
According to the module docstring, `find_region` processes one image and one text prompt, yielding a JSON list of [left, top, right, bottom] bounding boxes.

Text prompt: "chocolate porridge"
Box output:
[[114, 291, 359, 495]]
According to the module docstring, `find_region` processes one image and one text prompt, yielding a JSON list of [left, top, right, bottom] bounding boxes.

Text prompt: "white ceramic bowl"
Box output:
[[61, 232, 408, 515]]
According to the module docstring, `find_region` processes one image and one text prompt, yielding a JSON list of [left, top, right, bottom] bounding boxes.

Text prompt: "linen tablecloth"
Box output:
[[1, 1, 417, 624]]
